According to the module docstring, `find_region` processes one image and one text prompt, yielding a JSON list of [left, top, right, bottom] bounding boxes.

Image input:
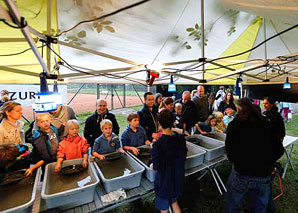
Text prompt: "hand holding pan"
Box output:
[[61, 164, 86, 175], [104, 152, 123, 161], [0, 169, 29, 186]]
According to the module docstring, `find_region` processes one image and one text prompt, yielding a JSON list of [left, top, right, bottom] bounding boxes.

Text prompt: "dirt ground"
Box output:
[[22, 93, 143, 120]]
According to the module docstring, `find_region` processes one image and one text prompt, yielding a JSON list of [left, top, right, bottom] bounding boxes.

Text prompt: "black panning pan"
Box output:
[[61, 164, 86, 175], [138, 147, 151, 156], [186, 137, 202, 145], [104, 152, 123, 161], [0, 169, 28, 186]]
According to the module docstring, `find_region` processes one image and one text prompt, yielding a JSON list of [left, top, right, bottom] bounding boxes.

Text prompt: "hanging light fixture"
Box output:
[[234, 74, 243, 97], [168, 75, 176, 92], [32, 73, 62, 113], [145, 61, 163, 86], [283, 76, 291, 89]]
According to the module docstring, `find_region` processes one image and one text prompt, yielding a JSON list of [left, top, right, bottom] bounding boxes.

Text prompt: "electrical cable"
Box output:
[[0, 44, 46, 57], [55, 0, 150, 37], [175, 23, 298, 73], [206, 23, 298, 63], [0, 18, 27, 29], [163, 59, 265, 73]]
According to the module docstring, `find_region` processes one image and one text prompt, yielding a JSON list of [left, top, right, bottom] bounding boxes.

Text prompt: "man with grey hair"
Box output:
[[175, 91, 197, 134], [84, 99, 119, 148], [192, 85, 209, 122]]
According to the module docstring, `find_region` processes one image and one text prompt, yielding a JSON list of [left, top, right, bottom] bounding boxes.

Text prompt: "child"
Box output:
[[195, 115, 217, 135], [172, 103, 190, 135], [93, 119, 124, 161], [223, 108, 234, 125], [173, 103, 183, 129], [121, 113, 151, 156], [55, 120, 89, 172], [31, 113, 60, 176], [214, 111, 227, 133], [151, 109, 187, 213]]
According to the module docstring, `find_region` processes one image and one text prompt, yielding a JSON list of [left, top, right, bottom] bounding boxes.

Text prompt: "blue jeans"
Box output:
[[155, 195, 178, 211], [225, 169, 271, 213]]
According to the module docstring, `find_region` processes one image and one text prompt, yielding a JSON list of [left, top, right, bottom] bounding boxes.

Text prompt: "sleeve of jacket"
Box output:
[[138, 110, 147, 131], [279, 115, 286, 139], [218, 101, 224, 113], [81, 137, 89, 154], [110, 114, 120, 135], [151, 141, 160, 171], [68, 106, 77, 120], [225, 121, 237, 163], [56, 141, 66, 159], [83, 117, 92, 145], [93, 138, 101, 153], [114, 136, 121, 149], [120, 130, 129, 147], [32, 137, 53, 164]]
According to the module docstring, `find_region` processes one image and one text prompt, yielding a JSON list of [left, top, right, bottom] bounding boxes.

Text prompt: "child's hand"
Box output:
[[119, 148, 125, 154], [152, 133, 158, 140], [184, 131, 190, 136], [201, 131, 207, 135], [131, 147, 139, 156], [82, 159, 88, 168], [218, 130, 224, 133], [55, 163, 61, 173], [98, 154, 105, 161], [25, 168, 33, 176]]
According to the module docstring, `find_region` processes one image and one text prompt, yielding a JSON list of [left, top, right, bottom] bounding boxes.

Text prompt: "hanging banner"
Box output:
[[0, 84, 68, 106]]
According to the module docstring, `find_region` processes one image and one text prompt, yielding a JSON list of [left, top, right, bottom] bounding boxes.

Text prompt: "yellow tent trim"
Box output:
[[204, 17, 263, 85], [0, 0, 58, 84]]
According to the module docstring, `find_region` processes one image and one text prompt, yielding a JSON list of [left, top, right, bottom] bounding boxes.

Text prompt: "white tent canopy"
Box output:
[[1, 0, 298, 85]]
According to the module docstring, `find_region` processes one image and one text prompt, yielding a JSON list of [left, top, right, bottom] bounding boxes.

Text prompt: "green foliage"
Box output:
[[64, 31, 87, 46], [180, 23, 208, 50], [93, 18, 115, 34], [227, 26, 236, 36]]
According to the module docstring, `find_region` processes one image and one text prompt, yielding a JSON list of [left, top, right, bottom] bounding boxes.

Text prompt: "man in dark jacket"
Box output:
[[137, 92, 158, 141], [225, 98, 284, 213], [84, 99, 119, 148], [192, 85, 209, 122], [180, 91, 197, 134]]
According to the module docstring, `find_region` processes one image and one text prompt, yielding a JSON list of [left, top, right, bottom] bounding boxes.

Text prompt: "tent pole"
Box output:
[[201, 0, 205, 81], [97, 84, 100, 99], [123, 84, 126, 107], [264, 18, 268, 80], [58, 41, 141, 66], [67, 83, 85, 105], [46, 0, 52, 71], [3, 0, 50, 76], [132, 85, 144, 104], [111, 85, 114, 110]]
